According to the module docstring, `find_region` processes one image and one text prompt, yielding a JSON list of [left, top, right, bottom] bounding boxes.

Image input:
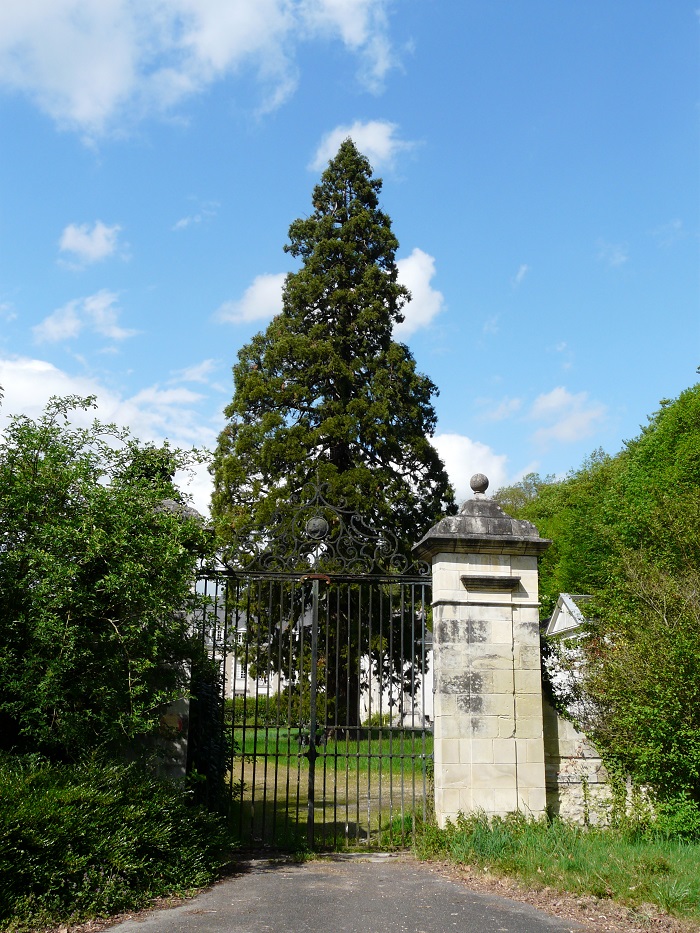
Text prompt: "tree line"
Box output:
[[494, 383, 700, 823]]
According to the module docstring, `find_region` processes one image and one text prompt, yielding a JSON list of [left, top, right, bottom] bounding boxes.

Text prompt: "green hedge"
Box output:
[[225, 688, 335, 727], [0, 756, 236, 932]]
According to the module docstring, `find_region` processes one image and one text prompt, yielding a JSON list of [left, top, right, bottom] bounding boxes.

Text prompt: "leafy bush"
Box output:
[[0, 395, 214, 761], [365, 710, 394, 728], [0, 756, 236, 931], [652, 795, 700, 841], [225, 687, 335, 728]]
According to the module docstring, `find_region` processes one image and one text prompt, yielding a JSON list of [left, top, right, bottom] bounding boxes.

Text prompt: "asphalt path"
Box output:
[[107, 854, 586, 933]]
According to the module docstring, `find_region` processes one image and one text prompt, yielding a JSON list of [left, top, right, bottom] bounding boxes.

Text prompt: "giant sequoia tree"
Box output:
[[212, 141, 454, 729], [212, 140, 454, 551]]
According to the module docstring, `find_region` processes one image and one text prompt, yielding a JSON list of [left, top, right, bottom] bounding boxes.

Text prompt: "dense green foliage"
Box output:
[[212, 139, 455, 550], [0, 756, 234, 931], [226, 687, 332, 729], [413, 812, 700, 922], [494, 384, 700, 815], [0, 394, 213, 761]]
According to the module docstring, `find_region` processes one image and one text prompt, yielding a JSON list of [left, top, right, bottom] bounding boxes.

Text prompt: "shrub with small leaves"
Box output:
[[0, 755, 236, 931]]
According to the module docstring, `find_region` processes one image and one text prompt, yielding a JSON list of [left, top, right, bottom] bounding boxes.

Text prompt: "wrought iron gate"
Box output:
[[190, 483, 433, 849]]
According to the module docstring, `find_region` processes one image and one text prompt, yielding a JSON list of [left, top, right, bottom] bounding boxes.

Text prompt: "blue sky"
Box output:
[[1, 1, 698, 514]]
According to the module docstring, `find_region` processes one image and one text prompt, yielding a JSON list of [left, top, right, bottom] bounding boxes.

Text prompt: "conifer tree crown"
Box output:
[[212, 139, 455, 553]]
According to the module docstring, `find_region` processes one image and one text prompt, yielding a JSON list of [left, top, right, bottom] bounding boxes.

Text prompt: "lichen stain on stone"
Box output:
[[439, 671, 483, 698], [434, 619, 487, 644], [465, 621, 488, 643], [457, 694, 483, 714]]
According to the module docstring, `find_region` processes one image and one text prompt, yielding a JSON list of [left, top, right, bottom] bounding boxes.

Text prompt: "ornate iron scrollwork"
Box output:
[[226, 480, 430, 577]]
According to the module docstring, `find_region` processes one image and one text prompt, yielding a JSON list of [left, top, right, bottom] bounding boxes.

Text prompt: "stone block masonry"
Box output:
[[413, 473, 551, 826]]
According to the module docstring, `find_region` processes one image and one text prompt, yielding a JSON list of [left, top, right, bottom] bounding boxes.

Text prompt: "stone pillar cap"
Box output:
[[413, 474, 551, 559]]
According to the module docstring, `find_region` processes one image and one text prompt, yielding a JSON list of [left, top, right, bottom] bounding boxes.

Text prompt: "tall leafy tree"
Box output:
[[212, 139, 455, 551]]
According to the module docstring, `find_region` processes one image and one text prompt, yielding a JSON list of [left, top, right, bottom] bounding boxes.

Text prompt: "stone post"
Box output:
[[413, 474, 551, 825]]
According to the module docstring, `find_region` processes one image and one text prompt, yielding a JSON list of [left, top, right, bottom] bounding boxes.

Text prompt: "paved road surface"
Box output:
[[108, 854, 586, 933]]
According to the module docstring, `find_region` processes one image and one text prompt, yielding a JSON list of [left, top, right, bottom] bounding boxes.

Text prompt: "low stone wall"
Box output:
[[543, 699, 610, 825]]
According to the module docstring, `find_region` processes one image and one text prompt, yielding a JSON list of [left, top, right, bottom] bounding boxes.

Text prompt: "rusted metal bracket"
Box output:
[[300, 572, 331, 584]]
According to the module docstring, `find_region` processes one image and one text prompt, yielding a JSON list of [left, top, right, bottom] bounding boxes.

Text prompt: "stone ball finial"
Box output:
[[470, 473, 489, 495]]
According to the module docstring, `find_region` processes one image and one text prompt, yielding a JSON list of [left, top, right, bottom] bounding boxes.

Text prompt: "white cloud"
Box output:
[[33, 290, 137, 343], [596, 239, 628, 267], [311, 120, 413, 171], [0, 302, 17, 323], [300, 0, 393, 91], [529, 386, 606, 446], [0, 354, 218, 514], [172, 200, 219, 231], [59, 220, 122, 264], [479, 397, 522, 422], [652, 218, 684, 249], [216, 273, 286, 324], [394, 248, 443, 338], [482, 314, 500, 336], [83, 290, 137, 339], [0, 1, 395, 136], [431, 433, 508, 505], [32, 302, 83, 343], [513, 263, 529, 287], [173, 358, 219, 383]]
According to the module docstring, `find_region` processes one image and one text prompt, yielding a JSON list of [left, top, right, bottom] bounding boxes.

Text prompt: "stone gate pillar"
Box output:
[[413, 474, 551, 825]]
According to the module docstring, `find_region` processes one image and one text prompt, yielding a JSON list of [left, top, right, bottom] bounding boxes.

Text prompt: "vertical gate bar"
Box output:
[[336, 583, 348, 846], [399, 582, 406, 838], [320, 579, 331, 848], [295, 582, 305, 841], [306, 578, 319, 849], [388, 580, 395, 844], [271, 578, 285, 845], [218, 577, 230, 814], [328, 582, 336, 847], [343, 584, 351, 842], [223, 578, 233, 807], [353, 582, 360, 844], [331, 582, 340, 847], [284, 581, 297, 846], [230, 578, 244, 836], [259, 579, 274, 842], [239, 579, 253, 842], [249, 579, 265, 843], [376, 580, 384, 845], [348, 584, 362, 842], [366, 581, 373, 846], [421, 582, 429, 825], [217, 576, 228, 815], [400, 583, 406, 831], [410, 582, 417, 836]]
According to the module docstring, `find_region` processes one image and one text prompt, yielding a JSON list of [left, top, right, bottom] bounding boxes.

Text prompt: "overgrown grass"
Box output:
[[0, 755, 237, 933], [413, 811, 700, 923]]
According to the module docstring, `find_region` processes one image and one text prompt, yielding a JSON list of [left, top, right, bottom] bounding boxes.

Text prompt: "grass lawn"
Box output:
[[228, 726, 433, 848]]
